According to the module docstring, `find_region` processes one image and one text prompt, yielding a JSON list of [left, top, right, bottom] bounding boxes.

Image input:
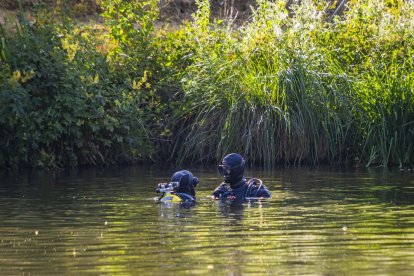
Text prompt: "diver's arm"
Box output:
[[212, 183, 228, 199]]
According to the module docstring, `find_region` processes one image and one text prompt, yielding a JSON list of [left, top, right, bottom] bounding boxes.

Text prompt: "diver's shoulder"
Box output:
[[246, 178, 271, 197]]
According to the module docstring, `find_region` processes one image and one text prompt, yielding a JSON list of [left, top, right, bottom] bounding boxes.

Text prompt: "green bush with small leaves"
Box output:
[[0, 8, 150, 168]]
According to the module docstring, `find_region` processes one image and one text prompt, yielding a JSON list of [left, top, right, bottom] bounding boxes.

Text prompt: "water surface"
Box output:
[[0, 166, 413, 275]]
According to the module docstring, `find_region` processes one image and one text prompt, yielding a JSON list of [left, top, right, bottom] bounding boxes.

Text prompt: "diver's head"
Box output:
[[171, 170, 198, 196], [218, 153, 245, 185]]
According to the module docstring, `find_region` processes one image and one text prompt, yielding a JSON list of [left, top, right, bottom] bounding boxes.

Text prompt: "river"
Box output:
[[0, 166, 413, 275]]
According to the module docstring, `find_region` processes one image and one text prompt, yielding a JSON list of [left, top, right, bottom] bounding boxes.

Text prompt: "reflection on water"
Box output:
[[0, 166, 414, 275]]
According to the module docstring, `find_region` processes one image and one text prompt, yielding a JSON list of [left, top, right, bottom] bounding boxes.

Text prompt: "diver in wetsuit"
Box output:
[[157, 170, 199, 203], [172, 170, 199, 201], [212, 153, 271, 205]]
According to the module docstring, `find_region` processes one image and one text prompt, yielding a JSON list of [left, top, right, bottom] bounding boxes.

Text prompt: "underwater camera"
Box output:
[[155, 182, 180, 194]]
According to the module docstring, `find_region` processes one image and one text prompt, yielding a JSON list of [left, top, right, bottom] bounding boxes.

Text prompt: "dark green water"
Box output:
[[0, 166, 413, 275]]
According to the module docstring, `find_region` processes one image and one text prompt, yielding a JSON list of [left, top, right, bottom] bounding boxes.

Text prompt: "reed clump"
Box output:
[[172, 0, 414, 167]]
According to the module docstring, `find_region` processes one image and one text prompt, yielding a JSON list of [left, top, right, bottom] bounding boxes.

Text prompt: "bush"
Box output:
[[0, 10, 150, 168]]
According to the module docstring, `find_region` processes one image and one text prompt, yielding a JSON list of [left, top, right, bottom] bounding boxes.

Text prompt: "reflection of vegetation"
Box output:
[[1, 0, 414, 168]]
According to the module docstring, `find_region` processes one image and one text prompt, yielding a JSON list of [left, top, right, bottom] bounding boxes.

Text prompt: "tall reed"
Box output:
[[170, 0, 414, 167]]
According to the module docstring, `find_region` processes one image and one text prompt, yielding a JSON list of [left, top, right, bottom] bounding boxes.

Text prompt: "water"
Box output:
[[0, 166, 413, 275]]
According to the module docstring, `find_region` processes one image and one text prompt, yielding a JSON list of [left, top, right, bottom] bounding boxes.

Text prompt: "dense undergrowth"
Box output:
[[0, 0, 413, 169]]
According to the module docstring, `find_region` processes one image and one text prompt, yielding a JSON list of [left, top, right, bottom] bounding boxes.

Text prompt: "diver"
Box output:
[[212, 153, 271, 205], [156, 170, 199, 203]]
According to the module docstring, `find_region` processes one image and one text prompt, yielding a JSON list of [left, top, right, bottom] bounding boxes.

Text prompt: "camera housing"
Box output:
[[155, 182, 180, 193]]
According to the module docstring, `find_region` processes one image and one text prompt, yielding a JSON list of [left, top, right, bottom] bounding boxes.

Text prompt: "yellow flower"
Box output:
[[11, 70, 21, 82]]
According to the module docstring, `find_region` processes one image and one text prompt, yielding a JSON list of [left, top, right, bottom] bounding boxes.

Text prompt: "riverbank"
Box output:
[[1, 0, 413, 169]]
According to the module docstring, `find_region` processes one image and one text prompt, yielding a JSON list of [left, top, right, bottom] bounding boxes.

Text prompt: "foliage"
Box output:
[[0, 0, 413, 168], [171, 0, 353, 165], [326, 0, 414, 167], [170, 0, 414, 167], [0, 6, 149, 168], [100, 0, 197, 161]]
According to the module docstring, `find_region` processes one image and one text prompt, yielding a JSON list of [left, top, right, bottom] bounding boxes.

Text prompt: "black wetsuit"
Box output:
[[212, 178, 271, 205], [171, 170, 198, 202], [213, 153, 271, 205]]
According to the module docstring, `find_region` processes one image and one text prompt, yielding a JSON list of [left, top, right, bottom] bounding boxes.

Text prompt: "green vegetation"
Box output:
[[0, 0, 413, 168]]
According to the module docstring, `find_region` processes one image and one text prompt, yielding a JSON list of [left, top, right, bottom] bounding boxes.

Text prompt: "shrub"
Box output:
[[0, 9, 150, 168]]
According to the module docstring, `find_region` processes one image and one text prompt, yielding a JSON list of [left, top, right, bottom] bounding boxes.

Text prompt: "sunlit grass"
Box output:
[[170, 0, 414, 167]]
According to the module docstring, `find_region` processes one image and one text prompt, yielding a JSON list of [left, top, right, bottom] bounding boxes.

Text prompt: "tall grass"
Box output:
[[343, 0, 414, 167], [171, 0, 414, 167], [172, 0, 350, 165]]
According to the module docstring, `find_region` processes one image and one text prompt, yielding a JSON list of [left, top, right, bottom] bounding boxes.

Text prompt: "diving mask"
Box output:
[[218, 161, 245, 176]]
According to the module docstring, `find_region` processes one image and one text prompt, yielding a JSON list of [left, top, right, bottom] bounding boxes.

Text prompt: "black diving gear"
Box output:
[[213, 153, 271, 205], [157, 170, 199, 203], [218, 153, 245, 184], [171, 170, 199, 197]]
